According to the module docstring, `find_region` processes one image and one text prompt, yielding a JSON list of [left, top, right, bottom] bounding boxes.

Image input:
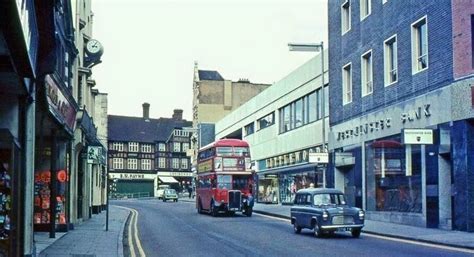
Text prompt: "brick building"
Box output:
[[328, 0, 474, 231]]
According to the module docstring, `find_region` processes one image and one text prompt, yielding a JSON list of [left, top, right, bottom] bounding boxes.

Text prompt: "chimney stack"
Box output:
[[142, 102, 150, 119], [172, 109, 183, 120]]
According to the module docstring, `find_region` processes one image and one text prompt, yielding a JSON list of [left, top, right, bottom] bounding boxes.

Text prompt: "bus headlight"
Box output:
[[359, 210, 365, 220]]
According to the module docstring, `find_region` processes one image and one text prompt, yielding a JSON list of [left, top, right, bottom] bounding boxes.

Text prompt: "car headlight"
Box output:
[[243, 199, 247, 203], [358, 210, 365, 220], [322, 211, 329, 221]]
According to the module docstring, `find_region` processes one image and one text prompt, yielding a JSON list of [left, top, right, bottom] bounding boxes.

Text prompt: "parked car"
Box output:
[[163, 189, 178, 202], [290, 188, 364, 238]]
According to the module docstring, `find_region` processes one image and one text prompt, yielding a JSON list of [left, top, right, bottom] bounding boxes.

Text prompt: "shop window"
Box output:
[[365, 136, 422, 213], [0, 132, 18, 256]]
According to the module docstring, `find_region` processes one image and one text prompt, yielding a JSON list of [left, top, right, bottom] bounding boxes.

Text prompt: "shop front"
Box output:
[[329, 80, 474, 231], [109, 173, 157, 198], [34, 75, 77, 233]]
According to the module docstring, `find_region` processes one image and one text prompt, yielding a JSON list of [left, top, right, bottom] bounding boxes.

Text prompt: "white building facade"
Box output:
[[215, 52, 328, 204]]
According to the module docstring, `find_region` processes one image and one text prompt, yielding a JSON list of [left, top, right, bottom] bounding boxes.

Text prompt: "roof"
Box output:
[[108, 115, 192, 143], [297, 188, 344, 195], [200, 138, 249, 150], [198, 70, 224, 81]]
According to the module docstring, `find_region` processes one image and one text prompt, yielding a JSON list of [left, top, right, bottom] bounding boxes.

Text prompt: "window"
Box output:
[[113, 158, 124, 169], [471, 15, 474, 68], [360, 0, 371, 20], [411, 16, 428, 73], [158, 143, 166, 152], [324, 86, 329, 117], [172, 158, 180, 169], [384, 35, 398, 86], [258, 112, 275, 130], [244, 122, 255, 136], [173, 142, 180, 152], [112, 142, 123, 152], [294, 99, 303, 128], [158, 157, 166, 168], [141, 159, 152, 170], [182, 142, 189, 152], [307, 92, 317, 123], [342, 63, 352, 105], [181, 159, 188, 169], [341, 0, 351, 34], [128, 142, 139, 152], [127, 159, 138, 170], [280, 104, 291, 133], [141, 144, 152, 153], [361, 50, 373, 96]]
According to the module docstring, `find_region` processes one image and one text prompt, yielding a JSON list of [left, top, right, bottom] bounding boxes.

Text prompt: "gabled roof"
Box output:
[[108, 115, 192, 143], [198, 70, 224, 81]]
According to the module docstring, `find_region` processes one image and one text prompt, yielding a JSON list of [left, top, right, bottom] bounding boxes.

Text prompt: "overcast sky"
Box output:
[[91, 0, 328, 120]]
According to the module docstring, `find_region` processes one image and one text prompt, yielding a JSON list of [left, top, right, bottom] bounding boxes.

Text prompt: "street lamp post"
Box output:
[[288, 41, 327, 187]]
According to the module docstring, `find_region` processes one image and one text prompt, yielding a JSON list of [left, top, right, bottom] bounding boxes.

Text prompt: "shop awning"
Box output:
[[158, 176, 179, 183]]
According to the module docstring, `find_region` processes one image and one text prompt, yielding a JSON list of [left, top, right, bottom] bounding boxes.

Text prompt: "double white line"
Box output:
[[117, 206, 146, 257]]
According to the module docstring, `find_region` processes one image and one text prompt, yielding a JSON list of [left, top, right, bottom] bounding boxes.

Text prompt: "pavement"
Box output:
[[178, 197, 474, 250], [37, 205, 130, 257]]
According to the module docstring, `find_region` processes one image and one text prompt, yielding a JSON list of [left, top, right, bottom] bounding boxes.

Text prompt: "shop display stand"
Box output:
[[0, 129, 19, 257]]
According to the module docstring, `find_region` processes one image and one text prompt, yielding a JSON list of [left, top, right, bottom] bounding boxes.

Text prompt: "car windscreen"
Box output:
[[165, 189, 176, 194], [313, 193, 346, 206]]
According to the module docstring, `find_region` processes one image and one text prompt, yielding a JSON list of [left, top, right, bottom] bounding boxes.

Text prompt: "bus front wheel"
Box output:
[[244, 207, 253, 217]]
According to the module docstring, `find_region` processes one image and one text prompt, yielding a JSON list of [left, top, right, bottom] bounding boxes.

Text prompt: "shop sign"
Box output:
[[337, 118, 392, 141], [109, 173, 156, 180], [402, 129, 433, 145], [309, 153, 329, 164], [87, 146, 101, 164], [159, 172, 193, 177], [45, 75, 77, 132], [401, 104, 431, 123]]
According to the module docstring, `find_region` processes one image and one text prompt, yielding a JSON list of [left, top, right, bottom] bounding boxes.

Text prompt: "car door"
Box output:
[[301, 194, 313, 227]]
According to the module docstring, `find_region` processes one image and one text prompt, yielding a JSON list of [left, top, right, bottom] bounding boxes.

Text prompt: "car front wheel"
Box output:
[[352, 228, 361, 238], [313, 224, 323, 238]]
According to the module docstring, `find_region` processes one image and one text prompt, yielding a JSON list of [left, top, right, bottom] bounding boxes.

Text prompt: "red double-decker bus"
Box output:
[[195, 139, 254, 217]]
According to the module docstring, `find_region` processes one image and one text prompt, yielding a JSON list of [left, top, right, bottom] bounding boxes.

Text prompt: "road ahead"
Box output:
[[113, 199, 473, 257]]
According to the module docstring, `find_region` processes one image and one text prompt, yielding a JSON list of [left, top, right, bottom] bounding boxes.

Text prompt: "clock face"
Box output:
[[86, 40, 102, 55]]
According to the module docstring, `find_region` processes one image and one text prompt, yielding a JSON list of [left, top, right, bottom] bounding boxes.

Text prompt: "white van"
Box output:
[[157, 185, 170, 199]]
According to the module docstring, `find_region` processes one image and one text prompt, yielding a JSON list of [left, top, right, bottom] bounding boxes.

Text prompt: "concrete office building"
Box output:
[[215, 53, 328, 204]]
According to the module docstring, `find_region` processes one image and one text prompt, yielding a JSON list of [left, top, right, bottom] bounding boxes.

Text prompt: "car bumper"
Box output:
[[320, 224, 364, 230]]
